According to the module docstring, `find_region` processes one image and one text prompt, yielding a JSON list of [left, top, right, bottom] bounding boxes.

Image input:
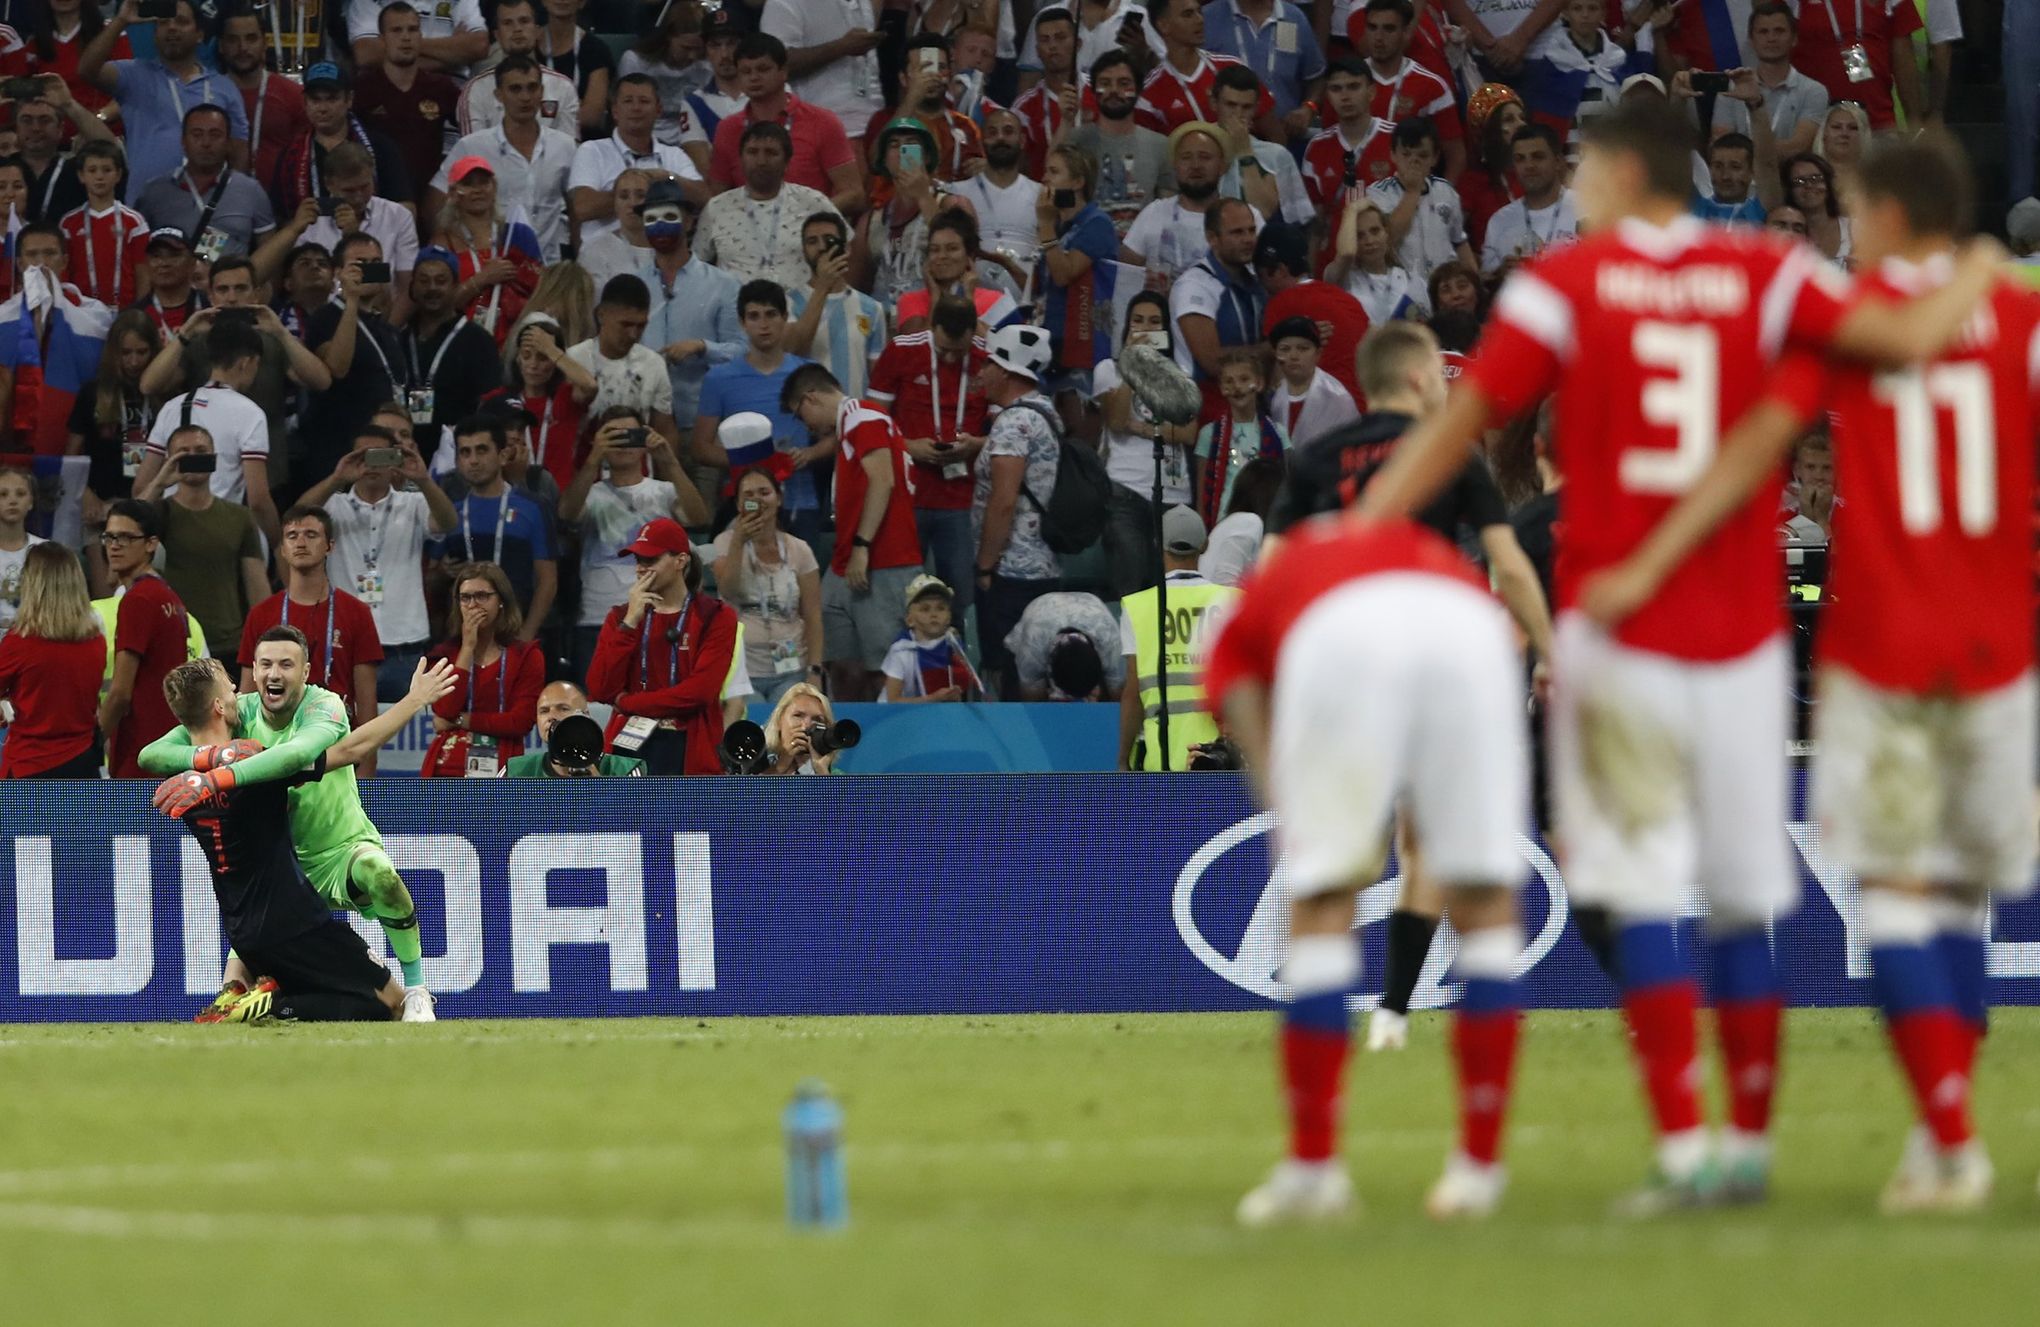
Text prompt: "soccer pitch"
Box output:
[[3, 1010, 2038, 1325]]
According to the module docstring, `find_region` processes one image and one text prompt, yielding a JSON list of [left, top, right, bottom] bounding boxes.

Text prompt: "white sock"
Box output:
[[1285, 933, 1360, 996]]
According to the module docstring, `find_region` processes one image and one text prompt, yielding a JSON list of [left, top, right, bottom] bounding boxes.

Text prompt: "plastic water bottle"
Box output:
[[783, 1080, 848, 1230]]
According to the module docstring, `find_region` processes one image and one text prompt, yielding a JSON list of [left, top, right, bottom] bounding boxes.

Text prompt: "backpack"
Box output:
[[1007, 400, 1111, 556]]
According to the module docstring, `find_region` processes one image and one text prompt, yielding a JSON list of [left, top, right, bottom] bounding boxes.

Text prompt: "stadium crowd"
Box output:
[[0, 0, 2000, 778]]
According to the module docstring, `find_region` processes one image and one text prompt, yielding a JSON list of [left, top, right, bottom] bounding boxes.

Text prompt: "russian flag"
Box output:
[[0, 268, 113, 456], [501, 205, 543, 265]]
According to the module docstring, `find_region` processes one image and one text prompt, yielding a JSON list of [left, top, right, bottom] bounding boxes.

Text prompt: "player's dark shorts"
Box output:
[[238, 921, 391, 1004]]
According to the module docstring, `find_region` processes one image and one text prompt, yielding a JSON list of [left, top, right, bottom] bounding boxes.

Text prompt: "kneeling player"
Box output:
[[153, 658, 458, 1022], [1583, 138, 2037, 1212], [1210, 515, 1530, 1223], [144, 626, 441, 1022]]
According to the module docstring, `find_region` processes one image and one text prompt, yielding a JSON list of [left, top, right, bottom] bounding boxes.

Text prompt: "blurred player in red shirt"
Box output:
[[1359, 97, 2002, 1212], [1212, 515, 1531, 1223], [99, 499, 190, 778], [1582, 139, 2035, 1214]]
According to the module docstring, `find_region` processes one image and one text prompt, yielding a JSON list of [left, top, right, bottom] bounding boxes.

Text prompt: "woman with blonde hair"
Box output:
[[0, 543, 107, 778], [1814, 101, 1869, 174], [522, 262, 596, 349], [419, 562, 545, 778], [762, 682, 842, 776], [1328, 197, 1427, 325], [435, 164, 543, 345]]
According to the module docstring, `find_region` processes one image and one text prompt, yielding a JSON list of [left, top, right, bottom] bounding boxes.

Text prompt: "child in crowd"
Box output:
[[879, 574, 982, 704], [1194, 348, 1288, 531], [0, 466, 48, 633], [1266, 317, 1358, 450]]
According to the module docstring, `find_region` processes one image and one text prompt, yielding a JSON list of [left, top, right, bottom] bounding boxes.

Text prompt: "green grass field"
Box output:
[[4, 1009, 2039, 1325]]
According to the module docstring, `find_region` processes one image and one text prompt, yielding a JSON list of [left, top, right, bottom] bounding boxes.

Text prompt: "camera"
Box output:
[[1690, 71, 1732, 95], [720, 720, 769, 776], [173, 452, 218, 475], [821, 233, 846, 256], [317, 194, 339, 217], [617, 427, 650, 448], [357, 260, 392, 284], [806, 719, 860, 757], [214, 306, 256, 326], [2, 76, 43, 100], [138, 0, 176, 19], [1186, 738, 1242, 772]]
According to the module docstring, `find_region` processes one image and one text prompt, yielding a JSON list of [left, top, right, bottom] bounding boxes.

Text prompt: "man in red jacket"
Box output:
[[585, 517, 737, 776]]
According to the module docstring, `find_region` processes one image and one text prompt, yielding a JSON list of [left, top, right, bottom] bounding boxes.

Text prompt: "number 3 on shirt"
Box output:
[[1874, 363, 1997, 535], [1621, 322, 1720, 496]]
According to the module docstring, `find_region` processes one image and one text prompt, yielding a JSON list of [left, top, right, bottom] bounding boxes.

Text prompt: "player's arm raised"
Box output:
[[1578, 396, 1812, 629], [1828, 238, 2009, 366], [325, 660, 458, 770], [208, 692, 354, 786]]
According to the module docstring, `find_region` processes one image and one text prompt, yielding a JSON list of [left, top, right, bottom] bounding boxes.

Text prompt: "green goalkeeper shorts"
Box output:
[[305, 842, 398, 915]]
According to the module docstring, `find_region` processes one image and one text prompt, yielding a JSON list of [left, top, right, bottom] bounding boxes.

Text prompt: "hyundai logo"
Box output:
[[1171, 814, 1572, 1006]]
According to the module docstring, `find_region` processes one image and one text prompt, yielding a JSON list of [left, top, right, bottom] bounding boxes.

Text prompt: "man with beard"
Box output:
[[1123, 122, 1262, 280], [635, 179, 744, 445], [217, 9, 307, 192], [695, 122, 843, 291], [785, 212, 887, 402], [860, 33, 983, 198], [1068, 49, 1176, 238], [457, 0, 580, 140], [353, 1, 463, 195], [78, 0, 249, 205], [432, 55, 577, 262], [944, 108, 1043, 306]]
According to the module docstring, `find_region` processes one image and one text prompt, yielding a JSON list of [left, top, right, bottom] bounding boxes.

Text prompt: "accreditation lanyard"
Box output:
[[165, 66, 214, 116], [347, 492, 389, 569], [744, 192, 786, 250], [83, 208, 128, 306], [462, 493, 510, 565], [358, 319, 401, 390], [1233, 10, 1281, 86], [926, 337, 966, 443], [530, 393, 555, 470], [249, 71, 270, 167], [1820, 0, 1866, 42], [408, 316, 466, 388], [280, 594, 338, 688], [467, 647, 510, 716], [1378, 59, 1410, 117], [637, 595, 693, 690], [37, 162, 63, 218]]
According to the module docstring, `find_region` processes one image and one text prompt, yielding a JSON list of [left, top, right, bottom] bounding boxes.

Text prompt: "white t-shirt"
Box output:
[[0, 533, 48, 632], [1124, 198, 1233, 281], [1461, 0, 1544, 38], [942, 172, 1043, 301], [1366, 175, 1467, 285], [302, 197, 421, 285], [1479, 189, 1580, 276], [565, 339, 676, 419], [458, 66, 582, 142], [709, 526, 820, 677], [1341, 264, 1427, 325], [760, 0, 885, 133], [1093, 358, 1191, 503], [567, 135, 702, 240], [323, 487, 441, 646], [1199, 512, 1262, 587], [146, 384, 269, 504], [578, 476, 678, 626]]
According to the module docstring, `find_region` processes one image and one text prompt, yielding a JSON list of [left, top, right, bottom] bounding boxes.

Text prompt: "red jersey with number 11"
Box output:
[[1764, 263, 2040, 695], [1465, 217, 1854, 662]]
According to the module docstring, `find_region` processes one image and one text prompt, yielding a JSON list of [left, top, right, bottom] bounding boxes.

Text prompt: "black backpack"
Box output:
[[1007, 401, 1111, 556]]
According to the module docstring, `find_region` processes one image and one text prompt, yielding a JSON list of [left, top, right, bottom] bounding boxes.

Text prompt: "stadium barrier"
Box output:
[[4, 776, 2040, 1021]]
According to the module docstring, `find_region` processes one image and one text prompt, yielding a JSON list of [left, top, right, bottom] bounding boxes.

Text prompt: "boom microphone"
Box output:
[[1117, 345, 1202, 427]]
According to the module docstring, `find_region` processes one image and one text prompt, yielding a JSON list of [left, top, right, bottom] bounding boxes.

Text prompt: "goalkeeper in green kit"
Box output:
[[143, 624, 439, 1022]]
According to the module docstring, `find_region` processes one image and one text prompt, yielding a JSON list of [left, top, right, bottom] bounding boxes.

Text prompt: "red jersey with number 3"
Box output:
[[1465, 216, 1854, 662], [1763, 264, 2040, 694], [830, 398, 924, 575]]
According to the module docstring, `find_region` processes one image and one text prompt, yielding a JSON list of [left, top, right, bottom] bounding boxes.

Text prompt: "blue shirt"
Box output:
[[1201, 0, 1326, 117], [1690, 194, 1768, 226], [109, 59, 249, 206], [698, 354, 817, 510], [641, 253, 744, 430], [1042, 204, 1121, 370], [433, 488, 554, 608]]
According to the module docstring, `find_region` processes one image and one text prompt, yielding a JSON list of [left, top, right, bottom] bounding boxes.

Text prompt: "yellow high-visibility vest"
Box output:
[[1121, 573, 1238, 772]]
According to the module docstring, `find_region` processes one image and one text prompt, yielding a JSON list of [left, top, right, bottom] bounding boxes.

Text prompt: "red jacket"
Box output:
[[419, 638, 545, 778], [584, 595, 736, 776], [0, 631, 105, 777]]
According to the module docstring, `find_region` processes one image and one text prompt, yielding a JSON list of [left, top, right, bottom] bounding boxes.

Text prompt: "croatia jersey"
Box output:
[[1133, 53, 1274, 135], [58, 204, 150, 310], [1464, 215, 1854, 662], [1206, 515, 1487, 709], [830, 397, 924, 574], [1359, 56, 1463, 144], [1764, 263, 2040, 695], [1301, 121, 1395, 237]]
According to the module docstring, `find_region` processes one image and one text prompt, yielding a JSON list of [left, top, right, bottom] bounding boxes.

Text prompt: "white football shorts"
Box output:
[[1814, 665, 2036, 897], [1549, 613, 1796, 924], [1269, 573, 1529, 897]]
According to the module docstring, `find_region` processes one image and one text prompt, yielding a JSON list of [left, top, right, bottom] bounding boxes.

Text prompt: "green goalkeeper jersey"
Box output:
[[141, 684, 382, 862]]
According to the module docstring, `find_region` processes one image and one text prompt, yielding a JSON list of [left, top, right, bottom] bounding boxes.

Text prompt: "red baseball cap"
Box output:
[[448, 155, 496, 183], [621, 518, 690, 559]]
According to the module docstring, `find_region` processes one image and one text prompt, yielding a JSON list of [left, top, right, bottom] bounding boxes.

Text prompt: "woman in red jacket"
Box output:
[[586, 517, 736, 776], [419, 563, 545, 778], [0, 543, 109, 778]]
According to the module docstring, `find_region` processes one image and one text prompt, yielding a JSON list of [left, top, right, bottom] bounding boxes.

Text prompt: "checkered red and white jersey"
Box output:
[[1765, 266, 2040, 694], [1133, 53, 1273, 135], [58, 204, 150, 309], [1464, 216, 1855, 662]]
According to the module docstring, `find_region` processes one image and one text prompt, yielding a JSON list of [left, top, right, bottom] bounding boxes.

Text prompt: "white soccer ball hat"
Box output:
[[718, 411, 774, 450], [986, 324, 1053, 382]]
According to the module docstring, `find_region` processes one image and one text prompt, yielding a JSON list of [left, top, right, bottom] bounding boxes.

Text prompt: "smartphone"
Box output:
[[1051, 188, 1078, 209], [1690, 71, 1732, 95], [742, 499, 761, 514], [821, 232, 846, 256], [137, 0, 176, 18], [917, 48, 943, 76], [214, 306, 256, 325], [174, 452, 219, 475], [2, 76, 42, 100], [898, 143, 926, 173], [357, 260, 392, 284], [618, 427, 650, 448], [363, 447, 404, 468], [316, 194, 339, 217]]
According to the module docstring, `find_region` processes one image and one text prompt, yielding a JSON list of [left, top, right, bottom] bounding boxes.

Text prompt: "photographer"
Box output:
[[760, 681, 842, 776], [562, 407, 702, 680], [503, 712, 647, 778], [143, 424, 269, 666], [306, 233, 408, 481], [136, 317, 281, 551], [584, 516, 736, 776]]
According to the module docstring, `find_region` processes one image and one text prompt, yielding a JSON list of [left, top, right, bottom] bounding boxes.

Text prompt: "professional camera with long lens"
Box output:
[[806, 720, 861, 757], [1187, 738, 1242, 772], [720, 720, 770, 776]]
